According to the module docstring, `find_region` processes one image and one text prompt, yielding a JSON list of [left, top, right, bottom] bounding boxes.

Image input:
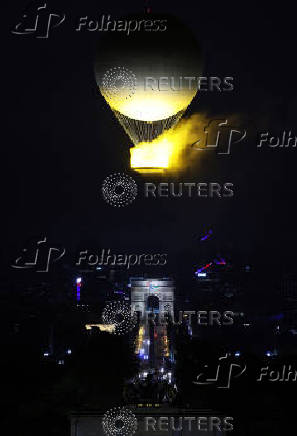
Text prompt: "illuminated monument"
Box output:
[[71, 275, 230, 434], [130, 277, 175, 387], [130, 277, 174, 318]]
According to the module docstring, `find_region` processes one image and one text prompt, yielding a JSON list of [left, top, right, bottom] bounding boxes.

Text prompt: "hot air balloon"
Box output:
[[94, 14, 203, 171]]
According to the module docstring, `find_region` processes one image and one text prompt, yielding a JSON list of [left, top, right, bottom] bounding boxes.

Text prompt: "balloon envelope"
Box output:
[[94, 14, 203, 145]]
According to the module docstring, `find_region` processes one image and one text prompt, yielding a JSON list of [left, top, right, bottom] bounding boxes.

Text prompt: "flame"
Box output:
[[131, 138, 171, 169], [130, 113, 209, 172]]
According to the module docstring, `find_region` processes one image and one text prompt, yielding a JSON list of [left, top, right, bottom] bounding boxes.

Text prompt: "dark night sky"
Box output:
[[3, 0, 297, 273]]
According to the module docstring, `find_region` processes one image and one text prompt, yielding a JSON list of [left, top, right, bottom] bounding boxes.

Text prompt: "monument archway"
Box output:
[[130, 278, 174, 318]]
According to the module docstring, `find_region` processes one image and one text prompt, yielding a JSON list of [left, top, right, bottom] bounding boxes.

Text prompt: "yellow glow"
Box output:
[[103, 90, 196, 122], [85, 324, 115, 333], [117, 94, 177, 121], [130, 113, 211, 173], [131, 138, 171, 169], [162, 335, 169, 357], [135, 168, 165, 174], [135, 325, 144, 354]]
